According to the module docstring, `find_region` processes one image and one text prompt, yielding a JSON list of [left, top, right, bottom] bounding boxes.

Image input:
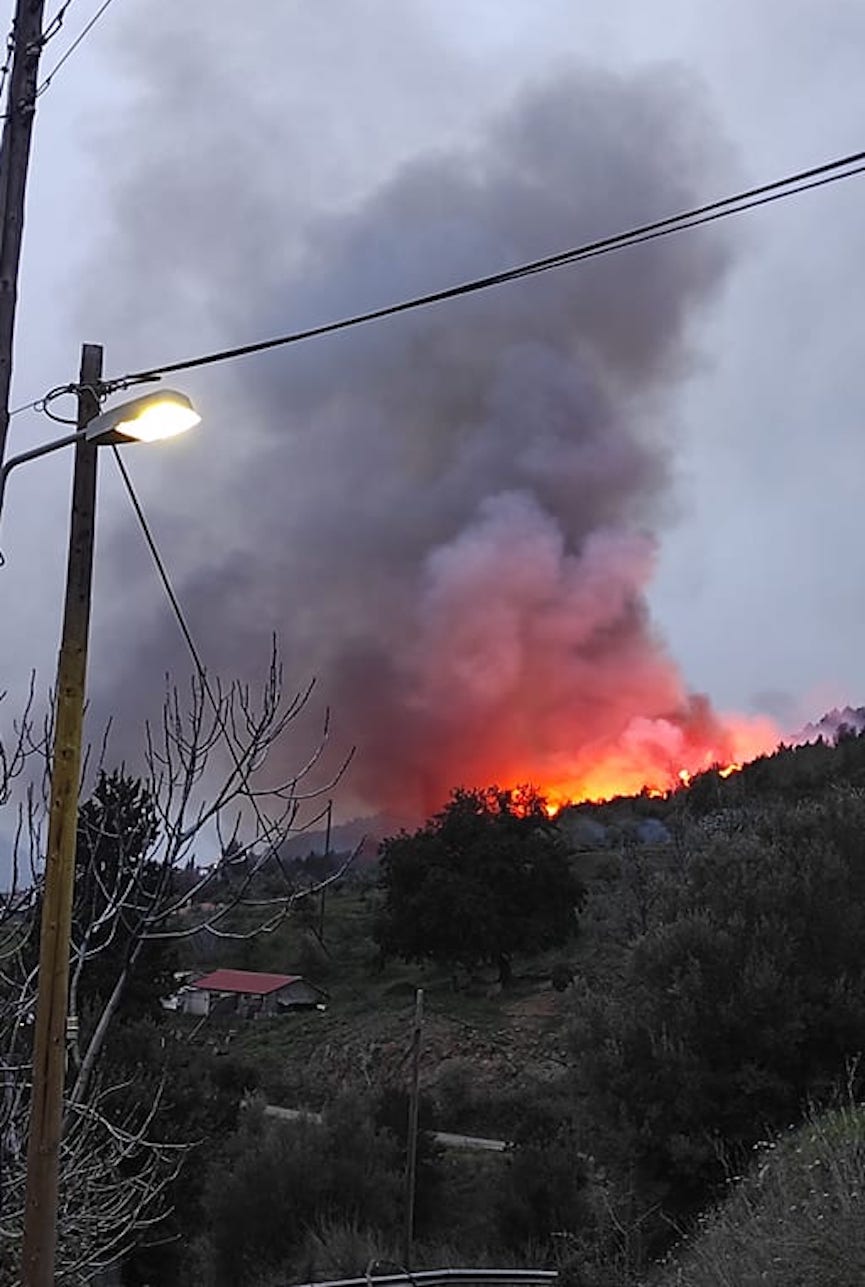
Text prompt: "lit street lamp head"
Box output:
[[0, 388, 201, 529], [86, 389, 201, 444]]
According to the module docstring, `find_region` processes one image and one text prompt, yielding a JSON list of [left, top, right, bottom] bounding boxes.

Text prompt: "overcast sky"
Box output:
[[1, 0, 863, 819]]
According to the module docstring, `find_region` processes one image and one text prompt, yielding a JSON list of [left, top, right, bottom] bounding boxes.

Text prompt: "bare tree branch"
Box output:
[[0, 645, 352, 1278]]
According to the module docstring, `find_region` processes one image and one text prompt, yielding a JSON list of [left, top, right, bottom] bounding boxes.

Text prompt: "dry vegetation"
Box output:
[[656, 1105, 865, 1287]]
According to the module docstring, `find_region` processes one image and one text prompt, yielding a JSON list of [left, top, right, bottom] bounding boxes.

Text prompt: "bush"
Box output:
[[373, 1086, 444, 1236], [496, 1112, 593, 1248], [433, 1058, 477, 1130], [203, 1096, 402, 1285], [572, 796, 865, 1209]]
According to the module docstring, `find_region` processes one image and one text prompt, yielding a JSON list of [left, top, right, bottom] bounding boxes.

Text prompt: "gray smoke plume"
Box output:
[[86, 45, 748, 816]]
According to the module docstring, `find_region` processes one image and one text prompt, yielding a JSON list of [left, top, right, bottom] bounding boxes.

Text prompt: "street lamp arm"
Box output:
[[0, 428, 83, 523]]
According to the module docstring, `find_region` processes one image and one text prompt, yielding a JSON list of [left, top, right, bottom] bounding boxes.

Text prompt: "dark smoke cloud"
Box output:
[[88, 59, 734, 816]]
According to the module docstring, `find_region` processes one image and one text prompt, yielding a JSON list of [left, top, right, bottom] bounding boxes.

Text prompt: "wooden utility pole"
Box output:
[[21, 343, 102, 1287], [402, 987, 424, 1269], [0, 0, 47, 465]]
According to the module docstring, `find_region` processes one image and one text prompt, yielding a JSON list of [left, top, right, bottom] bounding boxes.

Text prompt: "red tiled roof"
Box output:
[[191, 969, 302, 996]]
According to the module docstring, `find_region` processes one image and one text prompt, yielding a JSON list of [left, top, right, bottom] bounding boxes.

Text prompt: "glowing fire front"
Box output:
[[367, 496, 786, 823], [497, 709, 778, 814]]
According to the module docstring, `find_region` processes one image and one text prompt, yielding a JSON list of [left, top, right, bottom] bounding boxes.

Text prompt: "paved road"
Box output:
[[263, 1104, 507, 1152], [430, 1129, 507, 1153]]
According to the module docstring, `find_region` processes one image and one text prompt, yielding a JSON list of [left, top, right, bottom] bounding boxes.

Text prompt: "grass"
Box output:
[[170, 854, 605, 1132], [655, 1104, 865, 1287], [173, 879, 560, 1111], [248, 1213, 543, 1287]]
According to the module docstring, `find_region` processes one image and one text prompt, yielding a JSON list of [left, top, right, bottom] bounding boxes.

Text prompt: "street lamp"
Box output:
[[6, 345, 200, 1287], [85, 388, 200, 445], [0, 388, 201, 519]]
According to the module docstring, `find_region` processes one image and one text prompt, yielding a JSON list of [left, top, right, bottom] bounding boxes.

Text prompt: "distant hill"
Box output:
[[276, 811, 416, 863], [792, 704, 865, 745]]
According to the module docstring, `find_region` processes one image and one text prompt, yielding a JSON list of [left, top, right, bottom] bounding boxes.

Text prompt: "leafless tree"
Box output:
[[0, 646, 353, 1282]]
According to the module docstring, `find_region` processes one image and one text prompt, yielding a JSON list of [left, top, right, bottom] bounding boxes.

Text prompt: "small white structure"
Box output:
[[182, 968, 326, 1019]]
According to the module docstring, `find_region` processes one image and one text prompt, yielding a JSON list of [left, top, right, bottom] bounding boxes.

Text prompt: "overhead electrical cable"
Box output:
[[0, 0, 86, 121], [111, 145, 865, 388], [36, 0, 118, 98], [110, 445, 335, 906], [110, 448, 216, 699], [41, 0, 78, 46], [9, 395, 46, 417], [0, 0, 77, 116]]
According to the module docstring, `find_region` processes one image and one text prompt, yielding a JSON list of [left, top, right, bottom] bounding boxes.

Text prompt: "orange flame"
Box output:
[[496, 714, 775, 813]]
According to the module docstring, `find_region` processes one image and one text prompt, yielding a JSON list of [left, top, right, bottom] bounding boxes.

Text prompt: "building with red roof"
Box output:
[[182, 968, 327, 1018]]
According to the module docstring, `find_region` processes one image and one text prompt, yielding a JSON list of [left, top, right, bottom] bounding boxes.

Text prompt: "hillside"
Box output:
[[177, 724, 865, 1127], [178, 882, 578, 1128], [144, 729, 865, 1285], [655, 1105, 865, 1287]]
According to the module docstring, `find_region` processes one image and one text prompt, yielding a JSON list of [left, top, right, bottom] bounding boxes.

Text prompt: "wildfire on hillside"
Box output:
[[95, 68, 793, 828], [494, 708, 778, 815]]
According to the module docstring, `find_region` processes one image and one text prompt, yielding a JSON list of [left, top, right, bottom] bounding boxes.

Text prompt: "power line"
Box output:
[[0, 0, 85, 122], [41, 0, 78, 46], [0, 0, 75, 118], [115, 145, 865, 387], [110, 447, 206, 691], [109, 444, 309, 892], [8, 395, 44, 417], [36, 0, 117, 98], [0, 0, 77, 116]]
